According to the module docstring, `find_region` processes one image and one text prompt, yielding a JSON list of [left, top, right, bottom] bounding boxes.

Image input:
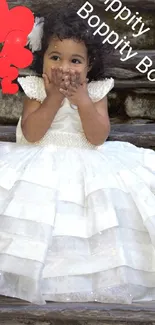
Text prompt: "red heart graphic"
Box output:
[[0, 57, 10, 77], [8, 66, 19, 80], [0, 0, 34, 94], [9, 6, 34, 35], [3, 30, 27, 50], [1, 76, 19, 94], [0, 57, 18, 79], [1, 31, 33, 68], [0, 3, 34, 42], [10, 46, 33, 68]]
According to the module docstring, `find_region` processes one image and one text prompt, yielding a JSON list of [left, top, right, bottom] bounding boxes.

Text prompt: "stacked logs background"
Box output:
[[0, 0, 155, 147]]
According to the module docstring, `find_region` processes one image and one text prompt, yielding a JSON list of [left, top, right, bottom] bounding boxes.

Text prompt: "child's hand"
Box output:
[[51, 67, 67, 89], [59, 70, 89, 106], [42, 67, 66, 99]]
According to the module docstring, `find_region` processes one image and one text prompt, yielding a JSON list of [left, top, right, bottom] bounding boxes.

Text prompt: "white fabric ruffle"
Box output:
[[0, 140, 155, 304], [18, 76, 114, 104]]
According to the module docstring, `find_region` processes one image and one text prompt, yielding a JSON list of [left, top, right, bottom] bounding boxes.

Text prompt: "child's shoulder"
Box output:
[[18, 76, 46, 103], [88, 78, 114, 102]]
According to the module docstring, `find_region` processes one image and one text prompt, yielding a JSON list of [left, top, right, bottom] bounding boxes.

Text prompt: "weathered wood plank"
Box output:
[[109, 123, 155, 148], [7, 0, 155, 11], [114, 80, 155, 88], [7, 0, 85, 15], [111, 50, 155, 70], [0, 297, 155, 322], [98, 0, 155, 9], [0, 124, 155, 148], [0, 126, 16, 142], [0, 296, 155, 322], [105, 68, 142, 79]]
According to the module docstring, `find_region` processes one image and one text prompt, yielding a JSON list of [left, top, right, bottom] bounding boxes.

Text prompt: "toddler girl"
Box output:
[[0, 3, 155, 305]]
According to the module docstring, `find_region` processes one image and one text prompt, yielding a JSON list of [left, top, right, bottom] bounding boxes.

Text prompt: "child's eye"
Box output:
[[72, 58, 81, 64], [51, 55, 60, 61]]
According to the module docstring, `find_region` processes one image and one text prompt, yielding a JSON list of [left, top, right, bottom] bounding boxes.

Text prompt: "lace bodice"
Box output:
[[17, 76, 114, 148]]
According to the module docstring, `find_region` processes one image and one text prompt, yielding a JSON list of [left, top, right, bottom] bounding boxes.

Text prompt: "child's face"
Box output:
[[43, 38, 89, 82]]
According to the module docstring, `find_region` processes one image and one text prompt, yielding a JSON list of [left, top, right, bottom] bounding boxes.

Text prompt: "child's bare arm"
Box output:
[[21, 69, 65, 143], [77, 96, 110, 146], [21, 93, 63, 143]]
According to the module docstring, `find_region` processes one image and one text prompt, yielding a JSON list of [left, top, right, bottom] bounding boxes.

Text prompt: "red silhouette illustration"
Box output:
[[0, 0, 34, 94]]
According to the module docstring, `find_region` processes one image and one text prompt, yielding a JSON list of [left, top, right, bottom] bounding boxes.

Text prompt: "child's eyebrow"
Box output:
[[72, 54, 85, 60], [48, 51, 61, 56], [48, 51, 85, 60]]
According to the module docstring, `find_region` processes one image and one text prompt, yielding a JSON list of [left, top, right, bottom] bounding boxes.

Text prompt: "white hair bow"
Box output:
[[27, 17, 44, 53]]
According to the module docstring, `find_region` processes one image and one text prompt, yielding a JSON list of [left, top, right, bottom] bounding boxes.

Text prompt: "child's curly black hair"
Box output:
[[32, 1, 114, 81]]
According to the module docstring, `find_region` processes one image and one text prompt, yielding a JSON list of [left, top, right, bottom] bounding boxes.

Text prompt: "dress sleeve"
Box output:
[[17, 76, 46, 103], [88, 78, 114, 102]]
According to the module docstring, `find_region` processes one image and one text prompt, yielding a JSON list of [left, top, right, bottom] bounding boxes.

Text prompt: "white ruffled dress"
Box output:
[[0, 76, 155, 305]]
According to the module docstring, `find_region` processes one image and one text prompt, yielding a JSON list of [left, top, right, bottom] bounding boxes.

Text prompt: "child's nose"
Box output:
[[61, 61, 70, 71]]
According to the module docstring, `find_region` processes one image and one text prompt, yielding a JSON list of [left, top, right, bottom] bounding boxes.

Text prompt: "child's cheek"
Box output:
[[80, 65, 88, 78], [43, 59, 55, 81], [74, 66, 85, 77]]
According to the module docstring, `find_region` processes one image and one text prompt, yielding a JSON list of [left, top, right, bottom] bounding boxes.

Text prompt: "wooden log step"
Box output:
[[111, 50, 155, 70], [109, 123, 155, 148], [98, 0, 155, 10], [7, 0, 155, 12], [0, 296, 155, 323], [0, 124, 155, 149], [0, 126, 16, 143], [114, 80, 155, 88]]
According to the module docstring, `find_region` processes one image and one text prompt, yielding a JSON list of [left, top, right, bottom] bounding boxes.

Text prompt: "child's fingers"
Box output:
[[42, 73, 50, 89], [75, 71, 81, 85], [51, 68, 54, 83], [57, 67, 63, 84], [66, 70, 71, 83], [59, 73, 69, 90], [60, 80, 68, 90], [64, 74, 70, 88], [70, 70, 76, 85], [60, 83, 75, 96], [59, 88, 68, 96], [65, 80, 70, 88], [68, 85, 77, 94], [51, 67, 57, 84], [54, 68, 59, 84]]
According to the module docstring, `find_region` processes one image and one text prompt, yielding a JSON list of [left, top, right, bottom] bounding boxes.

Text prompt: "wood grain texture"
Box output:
[[0, 126, 16, 142], [110, 50, 155, 70], [7, 0, 86, 15], [114, 80, 155, 89], [1, 297, 155, 322], [109, 123, 155, 148], [1, 321, 155, 325], [98, 0, 155, 9], [7, 0, 155, 11]]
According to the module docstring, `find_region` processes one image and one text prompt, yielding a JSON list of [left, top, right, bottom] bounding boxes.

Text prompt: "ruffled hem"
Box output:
[[0, 140, 154, 304]]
